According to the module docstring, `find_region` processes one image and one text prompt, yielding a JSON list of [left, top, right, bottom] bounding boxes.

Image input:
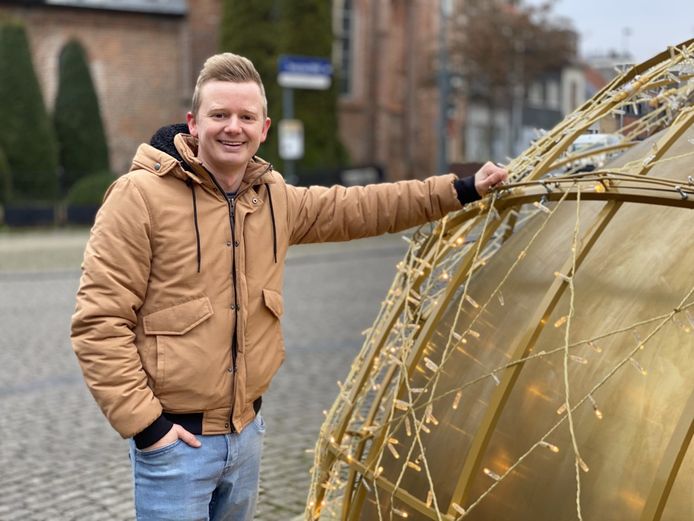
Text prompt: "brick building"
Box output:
[[0, 0, 221, 174], [334, 0, 458, 180], [1, 0, 458, 181]]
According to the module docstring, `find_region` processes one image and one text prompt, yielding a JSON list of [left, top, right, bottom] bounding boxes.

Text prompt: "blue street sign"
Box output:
[[278, 55, 332, 90]]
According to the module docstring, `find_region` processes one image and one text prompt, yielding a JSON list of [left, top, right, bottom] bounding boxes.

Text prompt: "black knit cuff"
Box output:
[[453, 176, 481, 206], [133, 414, 174, 449]]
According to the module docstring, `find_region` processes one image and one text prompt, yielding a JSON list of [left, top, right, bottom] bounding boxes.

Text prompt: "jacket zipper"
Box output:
[[226, 193, 239, 374], [206, 174, 240, 376], [201, 163, 272, 430]]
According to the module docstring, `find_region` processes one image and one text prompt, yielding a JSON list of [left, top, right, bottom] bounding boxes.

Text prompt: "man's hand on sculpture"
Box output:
[[474, 162, 509, 197]]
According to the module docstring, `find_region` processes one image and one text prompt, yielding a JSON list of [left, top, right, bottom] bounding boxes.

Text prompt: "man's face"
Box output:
[[186, 80, 271, 176]]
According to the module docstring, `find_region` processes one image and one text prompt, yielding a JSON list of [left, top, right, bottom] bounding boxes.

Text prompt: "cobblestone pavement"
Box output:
[[0, 229, 408, 520]]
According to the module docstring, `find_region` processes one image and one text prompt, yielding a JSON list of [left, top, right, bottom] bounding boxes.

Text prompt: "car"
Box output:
[[565, 133, 622, 172]]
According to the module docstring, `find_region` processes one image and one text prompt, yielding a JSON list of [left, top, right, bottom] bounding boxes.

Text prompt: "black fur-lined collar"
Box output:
[[149, 123, 190, 166]]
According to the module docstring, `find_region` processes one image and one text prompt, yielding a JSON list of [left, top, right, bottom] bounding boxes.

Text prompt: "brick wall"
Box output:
[[0, 5, 189, 174], [187, 0, 221, 85], [337, 0, 442, 181]]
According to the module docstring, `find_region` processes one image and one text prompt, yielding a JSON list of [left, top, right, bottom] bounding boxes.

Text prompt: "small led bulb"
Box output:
[[539, 440, 560, 453], [423, 357, 439, 372], [426, 490, 434, 508], [483, 468, 502, 481], [406, 461, 421, 472], [387, 442, 400, 460], [464, 294, 480, 308], [452, 390, 463, 410], [588, 340, 602, 353], [394, 399, 410, 411]]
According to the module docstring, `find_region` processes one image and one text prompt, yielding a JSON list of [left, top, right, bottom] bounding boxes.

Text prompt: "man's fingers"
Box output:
[[175, 425, 202, 448], [487, 170, 507, 187]]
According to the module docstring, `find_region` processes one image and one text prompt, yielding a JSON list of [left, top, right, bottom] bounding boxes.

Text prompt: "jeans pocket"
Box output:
[[136, 439, 182, 458], [253, 413, 266, 434]]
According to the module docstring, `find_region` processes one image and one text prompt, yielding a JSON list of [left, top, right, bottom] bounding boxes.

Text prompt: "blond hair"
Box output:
[[191, 53, 267, 116]]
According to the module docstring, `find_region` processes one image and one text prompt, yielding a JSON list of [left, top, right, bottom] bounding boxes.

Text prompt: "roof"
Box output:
[[43, 0, 187, 15]]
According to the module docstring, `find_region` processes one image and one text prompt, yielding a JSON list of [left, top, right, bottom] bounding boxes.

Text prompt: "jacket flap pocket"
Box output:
[[143, 297, 214, 335], [262, 288, 284, 318]]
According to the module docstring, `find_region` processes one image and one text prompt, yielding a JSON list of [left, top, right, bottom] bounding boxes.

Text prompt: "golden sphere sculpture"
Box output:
[[306, 39, 694, 521]]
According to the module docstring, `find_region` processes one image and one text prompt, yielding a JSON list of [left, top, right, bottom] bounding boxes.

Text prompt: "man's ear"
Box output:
[[260, 117, 271, 143], [186, 112, 198, 137]]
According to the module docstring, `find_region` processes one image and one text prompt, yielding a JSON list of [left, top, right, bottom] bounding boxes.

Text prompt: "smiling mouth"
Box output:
[[219, 140, 244, 148]]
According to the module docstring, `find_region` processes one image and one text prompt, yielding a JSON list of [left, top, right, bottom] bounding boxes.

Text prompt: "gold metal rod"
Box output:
[[639, 388, 694, 521]]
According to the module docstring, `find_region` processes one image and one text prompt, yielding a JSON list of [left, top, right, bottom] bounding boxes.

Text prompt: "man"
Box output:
[[71, 53, 506, 521]]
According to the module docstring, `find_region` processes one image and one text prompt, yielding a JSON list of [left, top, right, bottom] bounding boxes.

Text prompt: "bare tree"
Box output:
[[451, 0, 576, 156]]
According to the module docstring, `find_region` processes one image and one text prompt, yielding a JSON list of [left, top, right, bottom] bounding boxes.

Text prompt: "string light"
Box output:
[[452, 390, 463, 410], [464, 294, 481, 308], [588, 340, 602, 353], [406, 461, 422, 472], [387, 442, 400, 460], [483, 468, 502, 481], [305, 41, 694, 520], [423, 357, 439, 372], [554, 315, 568, 328], [588, 394, 604, 420], [539, 440, 560, 453], [629, 357, 648, 376]]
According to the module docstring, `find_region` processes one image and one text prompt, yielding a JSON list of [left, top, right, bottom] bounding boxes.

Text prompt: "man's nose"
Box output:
[[224, 116, 241, 133]]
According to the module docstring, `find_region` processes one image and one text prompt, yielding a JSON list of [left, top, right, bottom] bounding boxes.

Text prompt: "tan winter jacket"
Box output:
[[71, 131, 464, 443]]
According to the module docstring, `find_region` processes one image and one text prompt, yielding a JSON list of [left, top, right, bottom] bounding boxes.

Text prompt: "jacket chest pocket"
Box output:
[[142, 296, 214, 401]]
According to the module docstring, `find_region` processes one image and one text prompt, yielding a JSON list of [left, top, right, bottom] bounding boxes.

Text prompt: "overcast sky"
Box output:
[[531, 0, 693, 63]]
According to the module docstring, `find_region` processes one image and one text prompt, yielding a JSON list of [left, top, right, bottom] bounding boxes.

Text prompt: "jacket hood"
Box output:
[[132, 123, 275, 192], [149, 123, 191, 167]]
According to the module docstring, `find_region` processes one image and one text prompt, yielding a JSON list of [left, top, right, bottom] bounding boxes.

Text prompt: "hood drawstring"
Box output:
[[266, 184, 278, 264], [186, 179, 202, 273]]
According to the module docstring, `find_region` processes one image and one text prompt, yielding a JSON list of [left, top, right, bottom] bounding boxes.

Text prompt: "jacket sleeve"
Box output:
[[71, 175, 164, 439], [286, 174, 464, 245]]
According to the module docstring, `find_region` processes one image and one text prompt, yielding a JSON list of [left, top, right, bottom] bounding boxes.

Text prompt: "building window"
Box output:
[[338, 0, 354, 96]]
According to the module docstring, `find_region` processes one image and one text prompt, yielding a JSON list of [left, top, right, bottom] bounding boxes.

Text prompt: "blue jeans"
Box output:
[[129, 414, 265, 521]]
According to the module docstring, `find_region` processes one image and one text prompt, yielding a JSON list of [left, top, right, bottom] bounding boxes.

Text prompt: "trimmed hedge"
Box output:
[[0, 18, 59, 201], [54, 39, 110, 192], [65, 172, 116, 206], [0, 147, 10, 203]]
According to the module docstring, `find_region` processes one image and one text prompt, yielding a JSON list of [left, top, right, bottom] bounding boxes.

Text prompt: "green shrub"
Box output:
[[0, 19, 59, 200], [65, 172, 116, 206], [54, 39, 110, 191], [279, 0, 348, 172], [0, 147, 11, 203], [220, 0, 282, 169]]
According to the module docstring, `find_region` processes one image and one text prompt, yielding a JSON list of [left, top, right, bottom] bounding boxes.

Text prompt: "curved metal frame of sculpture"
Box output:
[[306, 39, 694, 520]]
